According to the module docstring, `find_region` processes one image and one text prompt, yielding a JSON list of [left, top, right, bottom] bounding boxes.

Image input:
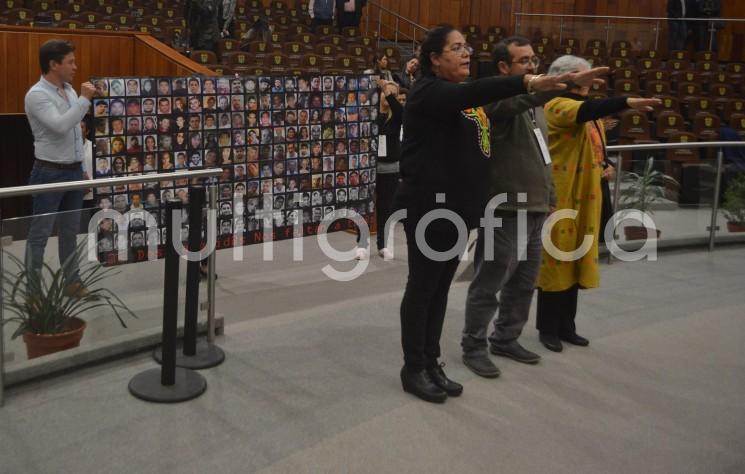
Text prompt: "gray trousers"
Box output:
[[462, 212, 546, 356]]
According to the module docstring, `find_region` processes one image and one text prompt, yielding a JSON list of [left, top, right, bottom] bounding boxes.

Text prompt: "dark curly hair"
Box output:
[[419, 24, 457, 77]]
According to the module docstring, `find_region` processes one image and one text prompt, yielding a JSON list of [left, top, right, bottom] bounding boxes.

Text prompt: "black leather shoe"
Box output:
[[400, 366, 447, 403], [490, 341, 541, 364], [560, 332, 589, 346], [539, 333, 563, 352], [462, 354, 501, 378], [427, 363, 463, 397]]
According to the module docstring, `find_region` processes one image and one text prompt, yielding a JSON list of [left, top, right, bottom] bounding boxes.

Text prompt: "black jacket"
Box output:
[[396, 74, 526, 228]]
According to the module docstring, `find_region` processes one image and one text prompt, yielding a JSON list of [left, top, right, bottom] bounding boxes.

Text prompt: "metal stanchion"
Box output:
[[1, 209, 5, 407], [153, 187, 224, 368], [609, 153, 624, 264], [207, 184, 218, 345], [709, 148, 724, 251], [129, 199, 207, 403]]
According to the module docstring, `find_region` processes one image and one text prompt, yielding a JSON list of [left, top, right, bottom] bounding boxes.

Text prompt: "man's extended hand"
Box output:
[[80, 82, 96, 100]]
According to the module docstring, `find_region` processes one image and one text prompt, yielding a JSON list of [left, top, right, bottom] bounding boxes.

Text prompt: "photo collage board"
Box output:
[[91, 75, 380, 265]]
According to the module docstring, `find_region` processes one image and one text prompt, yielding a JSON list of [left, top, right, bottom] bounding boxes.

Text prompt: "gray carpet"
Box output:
[[1, 246, 744, 474]]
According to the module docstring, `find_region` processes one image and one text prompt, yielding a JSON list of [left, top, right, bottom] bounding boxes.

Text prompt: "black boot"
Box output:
[[427, 363, 463, 397], [400, 366, 447, 403], [539, 332, 563, 352]]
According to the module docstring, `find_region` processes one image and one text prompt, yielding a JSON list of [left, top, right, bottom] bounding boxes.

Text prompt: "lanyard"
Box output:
[[527, 107, 537, 127]]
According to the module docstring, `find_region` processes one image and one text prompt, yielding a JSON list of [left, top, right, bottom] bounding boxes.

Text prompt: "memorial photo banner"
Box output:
[[91, 75, 380, 265]]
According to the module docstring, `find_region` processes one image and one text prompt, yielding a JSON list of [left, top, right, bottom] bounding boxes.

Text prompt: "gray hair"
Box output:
[[548, 55, 591, 75]]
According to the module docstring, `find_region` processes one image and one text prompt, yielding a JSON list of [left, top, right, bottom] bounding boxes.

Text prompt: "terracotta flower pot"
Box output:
[[624, 226, 662, 241], [727, 221, 745, 233], [22, 317, 87, 359]]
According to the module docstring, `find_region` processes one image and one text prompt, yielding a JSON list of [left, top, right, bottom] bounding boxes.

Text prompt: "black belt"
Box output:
[[35, 159, 82, 170]]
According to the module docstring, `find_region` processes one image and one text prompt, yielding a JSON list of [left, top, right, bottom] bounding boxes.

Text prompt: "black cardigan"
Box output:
[[396, 74, 527, 228]]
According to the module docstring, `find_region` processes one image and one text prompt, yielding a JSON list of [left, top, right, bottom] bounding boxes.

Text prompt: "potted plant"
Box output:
[[722, 174, 745, 232], [618, 157, 679, 240], [2, 240, 136, 359]]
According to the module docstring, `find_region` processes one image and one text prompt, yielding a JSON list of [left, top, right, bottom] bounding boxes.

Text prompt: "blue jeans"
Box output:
[[25, 162, 84, 282]]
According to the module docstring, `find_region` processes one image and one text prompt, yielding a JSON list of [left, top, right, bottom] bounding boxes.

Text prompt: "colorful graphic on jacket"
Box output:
[[462, 107, 490, 157]]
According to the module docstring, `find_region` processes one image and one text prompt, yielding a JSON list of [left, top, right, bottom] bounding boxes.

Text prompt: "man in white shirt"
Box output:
[[25, 39, 95, 298]]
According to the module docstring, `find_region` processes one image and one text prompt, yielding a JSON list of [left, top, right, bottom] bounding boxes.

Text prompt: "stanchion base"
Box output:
[[128, 367, 207, 403], [153, 341, 226, 369]]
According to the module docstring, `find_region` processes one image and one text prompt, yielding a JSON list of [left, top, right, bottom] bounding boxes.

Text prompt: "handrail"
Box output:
[[602, 140, 742, 255], [513, 12, 745, 23], [365, 0, 428, 49], [0, 169, 222, 199], [606, 141, 745, 152]]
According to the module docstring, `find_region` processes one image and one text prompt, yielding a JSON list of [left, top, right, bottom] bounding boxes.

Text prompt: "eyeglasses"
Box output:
[[445, 43, 474, 55], [512, 56, 541, 67]]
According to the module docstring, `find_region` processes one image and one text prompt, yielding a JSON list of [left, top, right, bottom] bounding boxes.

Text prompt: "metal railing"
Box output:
[[0, 168, 222, 406], [514, 12, 745, 52], [365, 1, 428, 50], [605, 141, 745, 258]]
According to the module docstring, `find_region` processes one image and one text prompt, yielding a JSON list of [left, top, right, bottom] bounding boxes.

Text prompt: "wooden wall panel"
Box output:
[[363, 0, 742, 60], [0, 26, 213, 114]]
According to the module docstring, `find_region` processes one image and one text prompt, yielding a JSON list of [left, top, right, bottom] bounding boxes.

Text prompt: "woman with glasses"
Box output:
[[535, 55, 660, 352], [394, 25, 606, 403]]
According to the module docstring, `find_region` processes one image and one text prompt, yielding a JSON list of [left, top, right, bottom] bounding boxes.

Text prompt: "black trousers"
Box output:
[[400, 217, 463, 371], [535, 284, 579, 337], [375, 172, 399, 250]]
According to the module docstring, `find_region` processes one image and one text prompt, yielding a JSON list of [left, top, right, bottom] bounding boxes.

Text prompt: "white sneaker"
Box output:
[[378, 248, 394, 260], [355, 248, 369, 260]]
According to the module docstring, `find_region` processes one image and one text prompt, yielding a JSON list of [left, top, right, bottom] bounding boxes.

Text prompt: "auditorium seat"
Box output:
[[677, 82, 702, 100], [692, 113, 721, 141], [614, 79, 640, 96], [694, 59, 719, 81], [666, 131, 700, 185], [639, 49, 664, 60], [730, 115, 745, 139], [584, 46, 607, 59], [656, 111, 686, 140], [302, 53, 322, 73], [66, 2, 85, 18], [666, 58, 691, 74], [463, 24, 481, 38], [6, 7, 34, 24], [217, 38, 239, 58], [30, 0, 53, 12], [672, 70, 702, 87], [223, 51, 251, 67], [638, 57, 662, 73], [651, 95, 682, 116], [646, 80, 672, 96], [315, 24, 333, 36], [59, 19, 85, 29], [619, 109, 652, 141], [334, 55, 356, 74], [722, 99, 745, 122], [669, 50, 692, 61], [190, 50, 218, 65], [684, 96, 716, 120], [693, 50, 716, 62], [610, 46, 636, 61], [208, 64, 233, 76], [614, 66, 639, 82], [266, 53, 289, 73], [641, 68, 669, 88], [608, 57, 631, 72], [725, 62, 745, 80], [585, 38, 606, 50], [561, 37, 580, 49]]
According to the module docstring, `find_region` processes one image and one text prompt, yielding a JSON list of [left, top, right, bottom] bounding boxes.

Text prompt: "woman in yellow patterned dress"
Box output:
[[536, 55, 659, 352]]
